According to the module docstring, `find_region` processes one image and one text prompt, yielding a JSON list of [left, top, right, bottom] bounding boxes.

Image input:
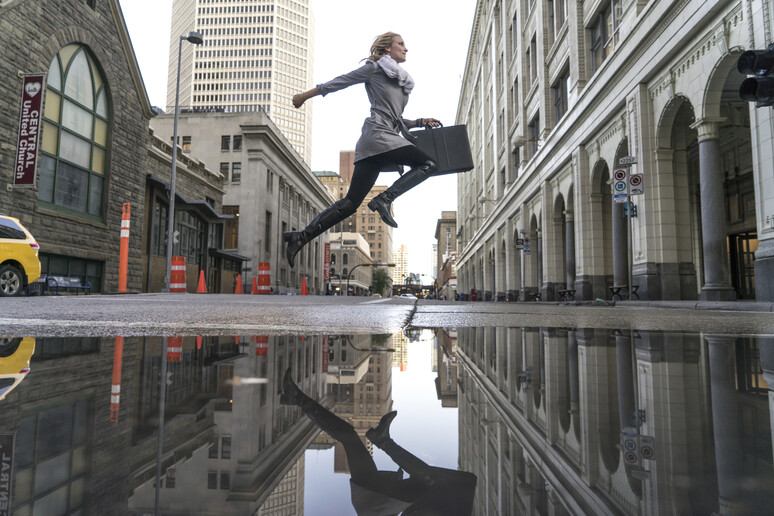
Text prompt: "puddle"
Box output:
[[0, 328, 772, 515]]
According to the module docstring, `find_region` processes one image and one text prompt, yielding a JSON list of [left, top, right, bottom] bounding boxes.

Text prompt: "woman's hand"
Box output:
[[292, 93, 306, 109], [413, 117, 441, 128]]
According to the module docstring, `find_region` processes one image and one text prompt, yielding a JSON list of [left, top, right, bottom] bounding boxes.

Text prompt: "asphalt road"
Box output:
[[1, 294, 773, 337]]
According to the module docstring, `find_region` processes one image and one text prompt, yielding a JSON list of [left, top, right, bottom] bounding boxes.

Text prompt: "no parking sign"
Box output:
[[629, 173, 644, 195]]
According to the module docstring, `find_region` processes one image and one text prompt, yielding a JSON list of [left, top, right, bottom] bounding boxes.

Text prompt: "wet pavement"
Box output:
[[0, 297, 772, 514]]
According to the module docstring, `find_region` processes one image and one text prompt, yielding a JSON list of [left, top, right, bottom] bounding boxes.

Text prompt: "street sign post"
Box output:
[[620, 156, 638, 166], [629, 174, 644, 195]]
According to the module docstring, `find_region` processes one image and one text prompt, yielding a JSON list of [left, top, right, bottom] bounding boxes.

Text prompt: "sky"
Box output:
[[119, 0, 477, 278]]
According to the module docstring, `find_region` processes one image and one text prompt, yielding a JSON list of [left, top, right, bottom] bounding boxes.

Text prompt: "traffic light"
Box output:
[[738, 43, 774, 106]]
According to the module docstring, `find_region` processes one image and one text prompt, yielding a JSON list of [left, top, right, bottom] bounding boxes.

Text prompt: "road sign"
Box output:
[[630, 174, 644, 195], [614, 193, 628, 203], [638, 435, 655, 460], [516, 238, 524, 250], [614, 180, 627, 192], [613, 169, 627, 181], [622, 427, 640, 465], [620, 156, 638, 165]]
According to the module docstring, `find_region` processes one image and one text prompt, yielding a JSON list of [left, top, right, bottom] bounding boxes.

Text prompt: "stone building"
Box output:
[[150, 111, 334, 294], [329, 231, 372, 296], [455, 0, 774, 302], [0, 0, 154, 293], [435, 211, 457, 295], [456, 327, 774, 514], [0, 0, 234, 294]]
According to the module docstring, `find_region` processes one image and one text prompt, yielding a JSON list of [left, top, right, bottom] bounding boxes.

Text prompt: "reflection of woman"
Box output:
[[281, 369, 476, 515], [284, 32, 441, 268]]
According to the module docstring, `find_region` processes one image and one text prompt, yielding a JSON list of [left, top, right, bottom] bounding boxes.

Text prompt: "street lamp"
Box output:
[[164, 31, 204, 292], [346, 262, 395, 297]]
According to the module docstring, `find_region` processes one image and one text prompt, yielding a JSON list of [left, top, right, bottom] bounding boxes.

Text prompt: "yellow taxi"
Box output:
[[0, 337, 35, 401], [0, 214, 41, 296]]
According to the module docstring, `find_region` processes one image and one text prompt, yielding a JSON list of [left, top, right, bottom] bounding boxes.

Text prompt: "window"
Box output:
[[220, 162, 229, 179], [177, 211, 205, 267], [528, 113, 540, 157], [590, 0, 622, 74], [166, 468, 176, 488], [552, 68, 569, 123], [233, 134, 242, 150], [343, 253, 348, 265], [264, 211, 272, 252], [266, 169, 274, 191], [208, 471, 218, 489], [40, 45, 111, 220], [209, 439, 219, 458], [182, 135, 191, 153], [529, 35, 537, 83], [39, 252, 103, 293], [223, 206, 239, 248], [446, 228, 451, 239], [220, 472, 230, 490], [221, 135, 230, 150], [231, 162, 241, 183], [221, 436, 231, 459], [555, 0, 566, 32], [0, 217, 26, 239], [512, 147, 521, 180]]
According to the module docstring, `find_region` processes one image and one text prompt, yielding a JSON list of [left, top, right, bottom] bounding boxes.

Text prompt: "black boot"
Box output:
[[279, 368, 304, 406], [366, 410, 398, 447], [367, 160, 435, 228], [284, 198, 356, 268]]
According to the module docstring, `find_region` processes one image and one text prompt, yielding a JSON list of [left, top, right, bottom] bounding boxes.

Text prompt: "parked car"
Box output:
[[399, 293, 418, 299], [0, 214, 41, 296], [0, 337, 35, 401]]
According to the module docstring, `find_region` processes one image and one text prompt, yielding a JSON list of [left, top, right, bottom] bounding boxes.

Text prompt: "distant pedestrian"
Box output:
[[284, 32, 441, 267]]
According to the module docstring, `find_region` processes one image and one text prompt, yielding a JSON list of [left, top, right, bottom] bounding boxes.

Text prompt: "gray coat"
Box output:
[[317, 60, 415, 168]]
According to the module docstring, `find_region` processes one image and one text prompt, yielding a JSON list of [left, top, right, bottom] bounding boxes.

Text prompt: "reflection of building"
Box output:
[[324, 335, 394, 474], [129, 334, 327, 514], [456, 327, 774, 514], [435, 329, 459, 408], [167, 0, 314, 162], [392, 332, 408, 372], [259, 455, 304, 515], [435, 211, 457, 300]]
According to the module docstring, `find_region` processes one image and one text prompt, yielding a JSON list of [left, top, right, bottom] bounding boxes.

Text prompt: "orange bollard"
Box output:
[[196, 335, 202, 350], [255, 336, 268, 356], [167, 336, 182, 362], [118, 204, 130, 293], [301, 276, 309, 295], [235, 273, 243, 294], [257, 262, 271, 294], [251, 276, 258, 294], [170, 256, 186, 292], [196, 270, 207, 293], [110, 336, 124, 422]]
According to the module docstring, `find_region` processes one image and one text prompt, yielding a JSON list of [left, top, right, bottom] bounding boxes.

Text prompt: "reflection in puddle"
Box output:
[[0, 329, 771, 514]]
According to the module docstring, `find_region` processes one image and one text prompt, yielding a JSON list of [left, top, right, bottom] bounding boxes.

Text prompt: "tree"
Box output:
[[371, 268, 390, 296]]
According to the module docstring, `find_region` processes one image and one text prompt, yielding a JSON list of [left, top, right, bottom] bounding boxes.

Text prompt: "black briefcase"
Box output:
[[410, 124, 474, 175]]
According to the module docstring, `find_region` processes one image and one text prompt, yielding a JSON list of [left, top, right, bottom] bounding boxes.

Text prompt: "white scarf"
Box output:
[[377, 55, 415, 94]]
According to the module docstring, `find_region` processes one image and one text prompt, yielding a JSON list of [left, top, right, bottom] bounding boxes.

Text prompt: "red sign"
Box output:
[[14, 75, 45, 186], [323, 242, 330, 282]]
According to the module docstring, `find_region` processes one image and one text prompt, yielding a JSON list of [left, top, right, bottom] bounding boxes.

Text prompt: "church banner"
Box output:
[[14, 74, 45, 186]]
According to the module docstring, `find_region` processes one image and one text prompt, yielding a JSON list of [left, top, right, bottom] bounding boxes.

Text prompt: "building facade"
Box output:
[[150, 111, 333, 294], [456, 0, 774, 302], [167, 0, 314, 162], [329, 231, 372, 296], [392, 244, 409, 286]]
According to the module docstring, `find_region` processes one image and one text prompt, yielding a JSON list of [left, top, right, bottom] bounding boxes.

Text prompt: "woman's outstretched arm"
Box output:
[[293, 87, 320, 108]]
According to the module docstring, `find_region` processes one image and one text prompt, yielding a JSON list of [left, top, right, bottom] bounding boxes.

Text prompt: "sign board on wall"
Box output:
[[0, 433, 15, 515], [14, 75, 45, 186]]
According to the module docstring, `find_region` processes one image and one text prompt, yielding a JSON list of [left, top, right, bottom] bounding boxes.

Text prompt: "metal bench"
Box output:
[[557, 289, 576, 301], [46, 276, 91, 295], [609, 284, 639, 301]]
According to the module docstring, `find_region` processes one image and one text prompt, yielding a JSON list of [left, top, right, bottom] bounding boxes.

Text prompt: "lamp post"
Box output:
[[164, 31, 204, 292]]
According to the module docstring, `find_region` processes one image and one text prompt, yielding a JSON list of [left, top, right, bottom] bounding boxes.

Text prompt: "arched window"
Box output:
[[343, 253, 349, 265], [39, 45, 110, 220]]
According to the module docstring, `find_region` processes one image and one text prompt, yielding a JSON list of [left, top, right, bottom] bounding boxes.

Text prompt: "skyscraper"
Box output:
[[167, 0, 313, 162]]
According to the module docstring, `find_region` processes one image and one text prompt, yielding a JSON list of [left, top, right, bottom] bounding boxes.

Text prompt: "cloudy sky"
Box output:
[[119, 0, 477, 278]]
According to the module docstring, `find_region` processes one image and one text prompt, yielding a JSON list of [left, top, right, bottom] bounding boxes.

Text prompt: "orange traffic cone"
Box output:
[[301, 276, 309, 295], [251, 276, 258, 294], [196, 270, 207, 293], [235, 274, 243, 294], [196, 336, 203, 350]]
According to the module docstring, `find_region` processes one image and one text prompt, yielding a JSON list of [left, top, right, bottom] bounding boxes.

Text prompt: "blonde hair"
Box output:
[[367, 32, 400, 61]]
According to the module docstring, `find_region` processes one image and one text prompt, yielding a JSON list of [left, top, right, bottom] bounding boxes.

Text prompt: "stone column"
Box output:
[[537, 229, 543, 298], [565, 212, 576, 290], [707, 335, 745, 514], [690, 119, 736, 301], [616, 332, 635, 430]]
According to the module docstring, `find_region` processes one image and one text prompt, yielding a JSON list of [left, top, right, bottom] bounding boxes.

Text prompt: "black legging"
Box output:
[[344, 145, 434, 207]]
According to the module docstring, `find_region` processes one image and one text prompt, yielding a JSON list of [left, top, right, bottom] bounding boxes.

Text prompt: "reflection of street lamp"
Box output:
[[346, 262, 396, 297], [164, 31, 204, 292]]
